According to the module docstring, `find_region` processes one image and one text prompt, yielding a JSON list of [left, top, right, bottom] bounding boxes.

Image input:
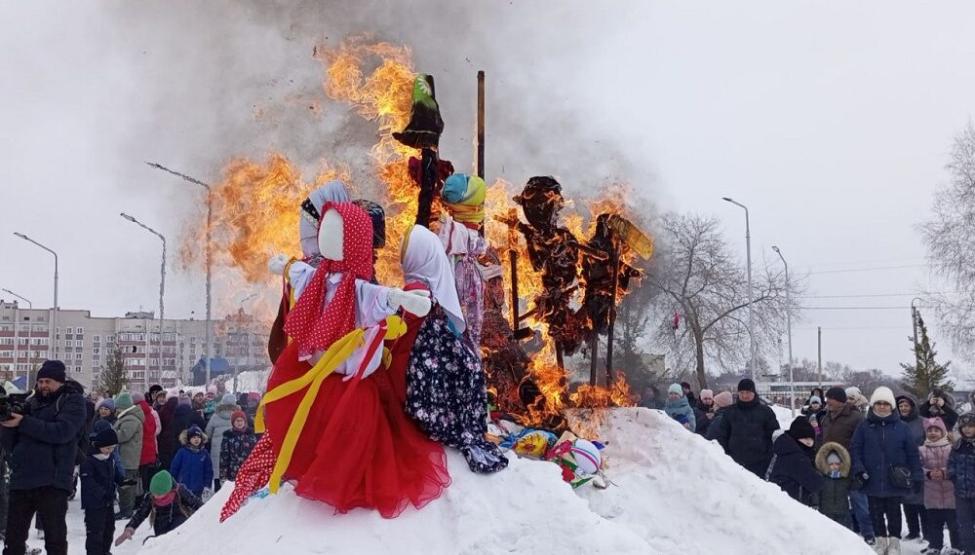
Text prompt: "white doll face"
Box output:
[[319, 208, 344, 261]]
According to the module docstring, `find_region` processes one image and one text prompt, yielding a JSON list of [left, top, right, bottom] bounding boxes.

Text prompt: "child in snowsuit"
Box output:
[[815, 441, 853, 529], [919, 417, 959, 553], [80, 426, 128, 555], [169, 425, 212, 497], [114, 470, 202, 546], [219, 410, 257, 483], [948, 413, 975, 554], [664, 383, 696, 432]]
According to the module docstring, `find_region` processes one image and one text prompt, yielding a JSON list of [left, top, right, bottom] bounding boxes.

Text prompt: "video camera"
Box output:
[[0, 391, 29, 421]]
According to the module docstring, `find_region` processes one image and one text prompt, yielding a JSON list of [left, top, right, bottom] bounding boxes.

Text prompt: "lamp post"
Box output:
[[771, 245, 794, 416], [721, 197, 755, 380], [2, 289, 31, 379], [120, 213, 166, 390], [13, 233, 58, 362], [147, 162, 213, 386]]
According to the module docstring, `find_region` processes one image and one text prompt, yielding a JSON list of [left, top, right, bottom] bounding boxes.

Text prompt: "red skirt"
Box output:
[[263, 340, 450, 518]]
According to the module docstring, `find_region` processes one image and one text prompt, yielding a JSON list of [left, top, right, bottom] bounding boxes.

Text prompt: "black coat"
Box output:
[[0, 381, 87, 492], [127, 485, 203, 536], [79, 450, 123, 510], [693, 407, 711, 436], [769, 433, 823, 506], [712, 398, 780, 475], [920, 398, 958, 431]]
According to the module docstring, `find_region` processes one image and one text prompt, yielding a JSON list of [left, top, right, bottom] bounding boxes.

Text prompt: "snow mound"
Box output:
[[771, 403, 797, 429], [141, 408, 870, 555]]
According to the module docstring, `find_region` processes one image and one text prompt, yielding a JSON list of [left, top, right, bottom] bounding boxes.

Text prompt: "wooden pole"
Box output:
[[476, 71, 485, 180], [589, 335, 599, 386], [510, 250, 520, 330], [605, 244, 621, 385]]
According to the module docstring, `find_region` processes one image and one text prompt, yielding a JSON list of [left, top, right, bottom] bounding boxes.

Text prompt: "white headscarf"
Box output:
[[402, 225, 466, 333], [299, 180, 351, 258]]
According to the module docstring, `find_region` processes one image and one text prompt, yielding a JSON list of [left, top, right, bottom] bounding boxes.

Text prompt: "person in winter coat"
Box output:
[[801, 396, 827, 439], [94, 399, 116, 425], [157, 396, 178, 470], [113, 390, 144, 520], [204, 394, 239, 491], [768, 418, 823, 506], [170, 426, 212, 497], [219, 410, 257, 482], [681, 382, 697, 408], [948, 413, 975, 555], [819, 386, 872, 541], [132, 393, 160, 494], [706, 391, 735, 440], [694, 389, 715, 435], [919, 417, 959, 553], [0, 362, 86, 555], [115, 470, 202, 546], [816, 441, 854, 529], [920, 388, 959, 432], [664, 383, 696, 432], [80, 426, 127, 555], [712, 379, 780, 477], [895, 394, 926, 541], [851, 386, 923, 554], [846, 386, 869, 415], [173, 398, 206, 441]]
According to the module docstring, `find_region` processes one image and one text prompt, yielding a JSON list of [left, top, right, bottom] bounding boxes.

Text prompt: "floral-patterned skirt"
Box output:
[[406, 309, 508, 474]]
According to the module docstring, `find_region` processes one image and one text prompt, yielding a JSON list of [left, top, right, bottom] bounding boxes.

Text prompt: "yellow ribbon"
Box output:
[[256, 329, 365, 493]]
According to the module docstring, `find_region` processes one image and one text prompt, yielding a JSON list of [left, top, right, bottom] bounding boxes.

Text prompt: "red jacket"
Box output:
[[137, 400, 158, 465]]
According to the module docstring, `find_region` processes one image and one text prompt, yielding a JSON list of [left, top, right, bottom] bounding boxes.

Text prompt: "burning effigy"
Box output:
[[171, 39, 654, 520]]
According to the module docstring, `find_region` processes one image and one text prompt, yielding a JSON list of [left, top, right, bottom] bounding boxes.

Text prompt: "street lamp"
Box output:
[[147, 162, 213, 386], [771, 245, 794, 416], [13, 232, 58, 361], [121, 213, 166, 390], [2, 288, 31, 379], [721, 197, 755, 381]]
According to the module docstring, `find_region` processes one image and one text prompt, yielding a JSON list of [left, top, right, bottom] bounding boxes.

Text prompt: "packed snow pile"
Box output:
[[141, 408, 871, 555], [772, 403, 797, 429]]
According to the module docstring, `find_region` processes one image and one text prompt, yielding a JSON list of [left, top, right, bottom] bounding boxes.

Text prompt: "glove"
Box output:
[[388, 288, 432, 317], [115, 527, 135, 546], [268, 254, 290, 275]]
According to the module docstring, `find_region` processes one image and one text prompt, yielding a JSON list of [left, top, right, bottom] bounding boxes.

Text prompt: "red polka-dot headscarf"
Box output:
[[284, 201, 374, 359]]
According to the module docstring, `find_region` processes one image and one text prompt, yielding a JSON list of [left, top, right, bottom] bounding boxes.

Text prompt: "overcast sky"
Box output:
[[2, 1, 973, 378]]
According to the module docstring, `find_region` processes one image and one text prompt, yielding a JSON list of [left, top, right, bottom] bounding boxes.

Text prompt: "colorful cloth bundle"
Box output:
[[442, 173, 486, 225]]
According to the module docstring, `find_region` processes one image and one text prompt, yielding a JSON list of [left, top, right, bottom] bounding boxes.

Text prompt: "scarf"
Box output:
[[153, 490, 177, 507], [285, 202, 374, 359], [925, 435, 951, 448], [402, 225, 466, 333], [442, 173, 486, 225], [299, 181, 351, 258]]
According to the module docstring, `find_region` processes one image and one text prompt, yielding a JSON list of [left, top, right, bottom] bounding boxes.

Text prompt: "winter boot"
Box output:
[[886, 537, 901, 555], [393, 74, 443, 149], [872, 537, 888, 555]]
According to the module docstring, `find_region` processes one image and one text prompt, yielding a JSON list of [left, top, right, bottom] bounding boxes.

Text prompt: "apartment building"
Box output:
[[0, 301, 267, 392]]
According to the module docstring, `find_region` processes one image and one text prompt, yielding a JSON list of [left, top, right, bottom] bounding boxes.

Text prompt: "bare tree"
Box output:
[[646, 213, 794, 388], [921, 121, 975, 358]]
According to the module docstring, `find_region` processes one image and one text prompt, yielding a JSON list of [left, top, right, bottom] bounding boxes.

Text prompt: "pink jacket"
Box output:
[[920, 441, 955, 509]]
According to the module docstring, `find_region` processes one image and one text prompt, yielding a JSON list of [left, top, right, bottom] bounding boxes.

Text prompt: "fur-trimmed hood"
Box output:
[[178, 427, 208, 446], [815, 441, 851, 477]]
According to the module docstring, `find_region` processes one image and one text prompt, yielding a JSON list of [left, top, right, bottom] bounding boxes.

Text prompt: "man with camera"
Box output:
[[0, 360, 86, 555]]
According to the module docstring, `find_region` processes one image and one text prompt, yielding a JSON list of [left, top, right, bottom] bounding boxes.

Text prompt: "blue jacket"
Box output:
[[0, 381, 87, 492], [664, 397, 696, 431], [170, 444, 213, 495], [851, 410, 923, 497], [948, 438, 975, 499], [79, 450, 123, 510]]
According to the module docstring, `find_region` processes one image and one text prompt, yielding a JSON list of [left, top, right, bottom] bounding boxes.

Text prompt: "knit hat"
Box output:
[[825, 387, 847, 403], [737, 378, 756, 393], [788, 417, 816, 441], [231, 410, 247, 426], [90, 427, 119, 449], [114, 390, 133, 411], [36, 360, 66, 383], [186, 425, 204, 440], [150, 470, 174, 496], [714, 391, 734, 409], [220, 393, 237, 406], [924, 417, 948, 435], [667, 383, 683, 396], [826, 452, 841, 465], [845, 386, 862, 400], [131, 392, 145, 404], [869, 386, 896, 407], [809, 395, 822, 406], [700, 389, 714, 401], [959, 413, 975, 430], [96, 398, 115, 412]]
